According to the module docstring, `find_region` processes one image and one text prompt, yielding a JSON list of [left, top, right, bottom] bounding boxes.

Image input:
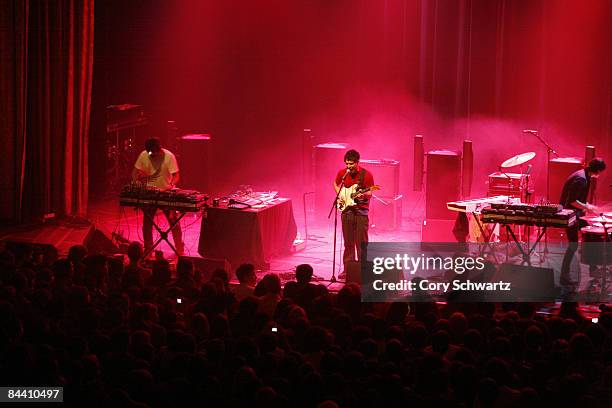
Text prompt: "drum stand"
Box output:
[[599, 222, 610, 301]]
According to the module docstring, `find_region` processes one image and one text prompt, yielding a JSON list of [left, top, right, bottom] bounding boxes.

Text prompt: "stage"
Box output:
[[1, 193, 609, 300]]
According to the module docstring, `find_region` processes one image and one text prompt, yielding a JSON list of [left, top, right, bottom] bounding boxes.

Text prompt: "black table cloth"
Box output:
[[198, 198, 297, 269]]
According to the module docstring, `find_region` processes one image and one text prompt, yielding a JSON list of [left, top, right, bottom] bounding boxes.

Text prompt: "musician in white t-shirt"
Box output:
[[132, 137, 184, 255]]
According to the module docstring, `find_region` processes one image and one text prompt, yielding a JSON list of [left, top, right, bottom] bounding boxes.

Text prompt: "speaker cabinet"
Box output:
[[413, 135, 424, 191], [426, 151, 461, 219], [462, 140, 473, 197], [497, 263, 556, 300], [548, 157, 582, 204], [584, 146, 595, 165], [84, 226, 119, 255], [178, 134, 212, 194]]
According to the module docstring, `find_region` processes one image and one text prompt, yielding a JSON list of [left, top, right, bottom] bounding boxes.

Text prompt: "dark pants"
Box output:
[[560, 219, 589, 284], [142, 207, 184, 253], [341, 211, 369, 267]]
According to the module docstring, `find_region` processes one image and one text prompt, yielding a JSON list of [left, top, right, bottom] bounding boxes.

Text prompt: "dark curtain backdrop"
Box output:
[[0, 0, 94, 224], [91, 0, 611, 203]]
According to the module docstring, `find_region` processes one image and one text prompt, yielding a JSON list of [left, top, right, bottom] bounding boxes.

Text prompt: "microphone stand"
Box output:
[[526, 131, 560, 203], [526, 130, 560, 257], [328, 172, 349, 283], [498, 165, 514, 258]]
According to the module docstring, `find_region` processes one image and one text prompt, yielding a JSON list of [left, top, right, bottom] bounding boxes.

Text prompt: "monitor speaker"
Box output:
[[84, 225, 119, 255], [497, 263, 556, 300]]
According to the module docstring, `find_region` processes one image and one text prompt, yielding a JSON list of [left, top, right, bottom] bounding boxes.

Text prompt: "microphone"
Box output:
[[523, 129, 538, 134], [341, 168, 350, 180], [525, 164, 533, 175]]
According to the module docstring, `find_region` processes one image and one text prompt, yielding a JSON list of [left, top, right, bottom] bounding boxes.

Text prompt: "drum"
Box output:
[[580, 226, 612, 265]]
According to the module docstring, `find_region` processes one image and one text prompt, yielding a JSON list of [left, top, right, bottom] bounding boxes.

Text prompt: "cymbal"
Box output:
[[500, 152, 536, 168], [583, 215, 612, 225]]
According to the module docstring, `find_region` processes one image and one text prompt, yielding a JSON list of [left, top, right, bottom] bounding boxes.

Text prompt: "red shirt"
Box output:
[[335, 167, 375, 212]]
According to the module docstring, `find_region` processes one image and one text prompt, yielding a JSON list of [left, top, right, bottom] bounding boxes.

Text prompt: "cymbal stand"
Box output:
[[526, 130, 560, 256], [600, 221, 610, 301], [521, 166, 538, 257]]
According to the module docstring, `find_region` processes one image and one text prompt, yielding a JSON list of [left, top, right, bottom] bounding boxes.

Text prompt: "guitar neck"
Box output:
[[350, 185, 377, 198]]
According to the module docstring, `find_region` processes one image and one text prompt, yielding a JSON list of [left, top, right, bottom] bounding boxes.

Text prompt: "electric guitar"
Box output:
[[337, 185, 381, 211]]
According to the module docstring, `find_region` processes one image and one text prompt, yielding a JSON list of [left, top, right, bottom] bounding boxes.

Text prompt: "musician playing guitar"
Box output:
[[334, 149, 375, 278]]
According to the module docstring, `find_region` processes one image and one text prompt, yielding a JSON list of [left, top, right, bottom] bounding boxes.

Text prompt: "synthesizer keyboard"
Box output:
[[119, 185, 208, 212]]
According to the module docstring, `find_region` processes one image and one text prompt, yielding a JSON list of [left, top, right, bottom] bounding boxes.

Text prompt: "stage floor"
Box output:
[[1, 196, 609, 300], [85, 197, 424, 292]]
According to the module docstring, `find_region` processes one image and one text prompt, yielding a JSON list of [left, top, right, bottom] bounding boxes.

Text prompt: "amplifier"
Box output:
[[106, 104, 147, 132], [487, 172, 522, 194], [361, 159, 400, 197]]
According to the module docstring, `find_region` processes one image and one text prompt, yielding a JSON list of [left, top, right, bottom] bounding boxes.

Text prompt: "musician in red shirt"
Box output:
[[334, 149, 375, 278]]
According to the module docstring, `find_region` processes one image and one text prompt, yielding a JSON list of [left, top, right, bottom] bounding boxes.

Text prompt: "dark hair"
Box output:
[[68, 244, 87, 262], [295, 264, 313, 283], [587, 157, 606, 174], [255, 273, 282, 296], [127, 241, 143, 263], [144, 137, 161, 153], [344, 149, 360, 162], [211, 269, 229, 287], [236, 264, 255, 283]]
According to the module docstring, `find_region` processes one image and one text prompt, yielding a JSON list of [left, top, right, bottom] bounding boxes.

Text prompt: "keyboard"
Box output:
[[447, 195, 520, 213]]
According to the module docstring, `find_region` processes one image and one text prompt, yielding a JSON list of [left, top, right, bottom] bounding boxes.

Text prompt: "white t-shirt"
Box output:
[[134, 148, 179, 190]]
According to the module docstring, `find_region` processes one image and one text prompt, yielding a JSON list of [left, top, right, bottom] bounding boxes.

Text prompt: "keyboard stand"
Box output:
[[503, 224, 547, 265], [142, 209, 187, 259]]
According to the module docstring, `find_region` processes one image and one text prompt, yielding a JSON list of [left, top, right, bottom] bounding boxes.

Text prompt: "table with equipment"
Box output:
[[198, 197, 297, 269]]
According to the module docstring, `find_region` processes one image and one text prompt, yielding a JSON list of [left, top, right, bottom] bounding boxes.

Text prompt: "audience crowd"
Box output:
[[0, 241, 611, 407]]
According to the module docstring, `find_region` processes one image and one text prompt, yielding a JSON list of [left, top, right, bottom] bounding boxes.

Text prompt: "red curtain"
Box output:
[[0, 0, 94, 224]]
